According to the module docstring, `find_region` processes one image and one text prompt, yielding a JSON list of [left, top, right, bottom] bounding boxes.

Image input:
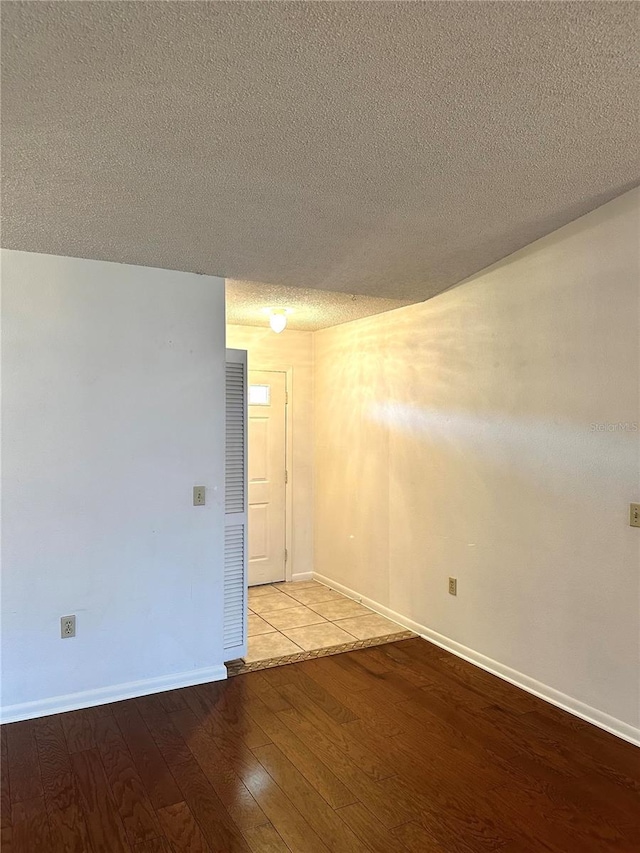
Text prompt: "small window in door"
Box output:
[[249, 384, 271, 406]]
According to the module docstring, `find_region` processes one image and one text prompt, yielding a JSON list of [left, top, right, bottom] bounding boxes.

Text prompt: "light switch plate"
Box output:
[[193, 486, 206, 506], [630, 503, 640, 528], [448, 577, 457, 596]]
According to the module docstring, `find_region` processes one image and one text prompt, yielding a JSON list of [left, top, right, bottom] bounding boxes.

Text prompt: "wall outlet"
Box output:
[[193, 486, 206, 506], [631, 503, 640, 528], [61, 615, 76, 638], [448, 577, 457, 596]]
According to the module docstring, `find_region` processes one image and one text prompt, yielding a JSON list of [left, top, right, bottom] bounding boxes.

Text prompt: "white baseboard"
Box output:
[[313, 572, 640, 748], [0, 664, 228, 725], [291, 571, 314, 582]]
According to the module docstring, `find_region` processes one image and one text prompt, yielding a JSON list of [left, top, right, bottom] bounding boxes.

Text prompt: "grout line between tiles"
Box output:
[[246, 581, 407, 665]]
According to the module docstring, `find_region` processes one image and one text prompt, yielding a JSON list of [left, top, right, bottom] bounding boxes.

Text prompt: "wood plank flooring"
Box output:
[[1, 638, 638, 852]]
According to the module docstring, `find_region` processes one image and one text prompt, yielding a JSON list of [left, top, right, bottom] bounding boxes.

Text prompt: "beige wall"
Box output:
[[226, 325, 314, 578], [314, 189, 640, 735]]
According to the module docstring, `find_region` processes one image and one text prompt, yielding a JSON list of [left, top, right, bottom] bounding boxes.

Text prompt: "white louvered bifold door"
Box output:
[[224, 349, 248, 660]]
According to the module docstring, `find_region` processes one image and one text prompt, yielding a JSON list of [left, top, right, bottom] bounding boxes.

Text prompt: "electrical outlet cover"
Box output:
[[61, 615, 76, 638]]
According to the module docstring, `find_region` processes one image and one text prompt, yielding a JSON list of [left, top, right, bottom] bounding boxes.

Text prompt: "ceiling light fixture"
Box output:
[[264, 307, 290, 334]]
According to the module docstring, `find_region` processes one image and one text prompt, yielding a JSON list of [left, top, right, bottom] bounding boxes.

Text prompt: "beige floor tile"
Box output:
[[333, 614, 403, 640], [263, 605, 327, 631], [282, 622, 357, 651], [245, 632, 303, 663], [308, 598, 372, 621], [281, 585, 343, 606], [248, 584, 284, 601], [273, 580, 321, 594], [250, 593, 300, 615], [248, 613, 277, 637]]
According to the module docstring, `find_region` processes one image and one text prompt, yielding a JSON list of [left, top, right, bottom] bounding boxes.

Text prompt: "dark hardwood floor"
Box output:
[[1, 638, 639, 852]]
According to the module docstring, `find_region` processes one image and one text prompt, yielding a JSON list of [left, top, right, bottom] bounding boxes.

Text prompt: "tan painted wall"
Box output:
[[226, 325, 314, 578], [314, 189, 640, 732]]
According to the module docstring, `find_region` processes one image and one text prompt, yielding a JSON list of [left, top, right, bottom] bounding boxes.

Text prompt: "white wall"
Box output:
[[1, 251, 227, 721], [226, 324, 314, 579], [314, 189, 640, 739]]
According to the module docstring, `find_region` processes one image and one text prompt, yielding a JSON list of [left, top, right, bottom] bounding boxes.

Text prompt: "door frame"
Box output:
[[248, 365, 293, 583]]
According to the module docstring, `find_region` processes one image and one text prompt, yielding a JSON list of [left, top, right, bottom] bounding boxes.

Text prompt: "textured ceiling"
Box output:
[[2, 2, 639, 303], [226, 279, 411, 331]]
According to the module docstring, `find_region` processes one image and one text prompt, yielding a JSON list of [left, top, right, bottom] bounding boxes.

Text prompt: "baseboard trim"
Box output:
[[0, 664, 228, 724], [291, 571, 314, 582], [312, 572, 640, 747]]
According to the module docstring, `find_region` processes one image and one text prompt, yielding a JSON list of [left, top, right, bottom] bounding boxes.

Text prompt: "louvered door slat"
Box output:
[[223, 524, 245, 649], [224, 350, 248, 660]]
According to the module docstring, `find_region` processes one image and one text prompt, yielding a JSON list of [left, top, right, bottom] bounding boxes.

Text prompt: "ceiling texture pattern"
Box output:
[[225, 279, 412, 331], [2, 1, 639, 308]]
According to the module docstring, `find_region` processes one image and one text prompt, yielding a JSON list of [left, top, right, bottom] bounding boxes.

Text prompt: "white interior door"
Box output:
[[224, 349, 248, 660], [248, 370, 287, 586]]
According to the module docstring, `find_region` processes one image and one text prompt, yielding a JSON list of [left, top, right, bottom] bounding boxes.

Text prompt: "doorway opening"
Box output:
[[225, 330, 414, 675]]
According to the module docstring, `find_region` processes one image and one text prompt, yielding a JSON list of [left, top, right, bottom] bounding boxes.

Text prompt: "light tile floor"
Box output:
[[245, 580, 407, 665]]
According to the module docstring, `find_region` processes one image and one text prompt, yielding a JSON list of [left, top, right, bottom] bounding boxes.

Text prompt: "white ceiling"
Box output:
[[2, 2, 638, 307], [226, 279, 411, 331]]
